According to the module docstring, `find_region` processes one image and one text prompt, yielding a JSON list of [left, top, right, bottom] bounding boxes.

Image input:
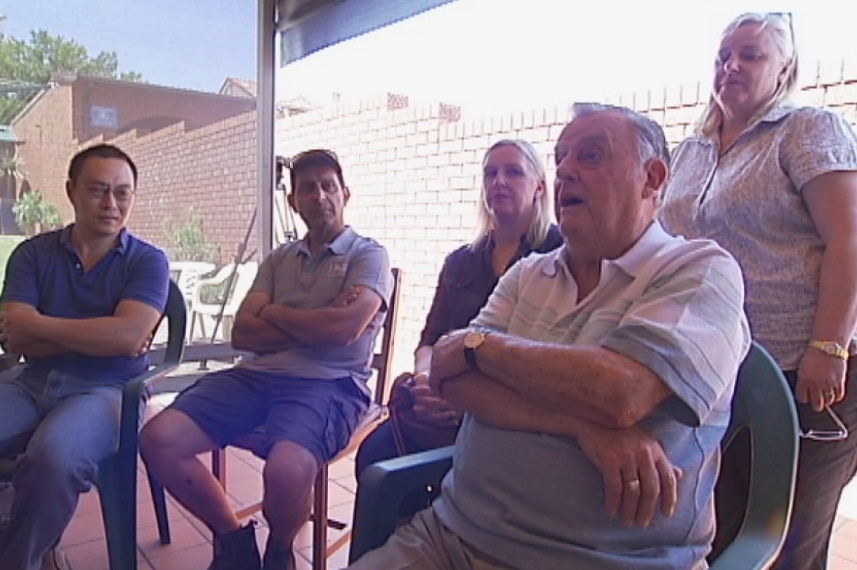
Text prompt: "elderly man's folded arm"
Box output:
[[440, 367, 682, 526], [259, 285, 383, 346], [475, 337, 672, 429], [440, 369, 596, 438], [4, 299, 163, 358]]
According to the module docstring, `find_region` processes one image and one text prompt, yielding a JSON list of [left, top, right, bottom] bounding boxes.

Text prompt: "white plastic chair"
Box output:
[[169, 261, 215, 307], [188, 261, 258, 342]]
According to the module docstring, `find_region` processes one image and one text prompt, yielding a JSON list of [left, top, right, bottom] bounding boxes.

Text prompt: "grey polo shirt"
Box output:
[[240, 227, 392, 390]]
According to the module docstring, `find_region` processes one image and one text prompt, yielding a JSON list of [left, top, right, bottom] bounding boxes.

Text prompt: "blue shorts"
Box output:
[[168, 367, 369, 465]]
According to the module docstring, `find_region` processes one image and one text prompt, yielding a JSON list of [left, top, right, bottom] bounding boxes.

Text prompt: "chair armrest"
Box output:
[[116, 361, 182, 457], [709, 530, 785, 570], [349, 446, 454, 563], [116, 279, 187, 456], [191, 266, 235, 306]]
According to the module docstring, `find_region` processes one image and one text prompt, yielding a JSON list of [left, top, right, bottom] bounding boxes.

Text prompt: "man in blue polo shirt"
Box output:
[[0, 144, 170, 570], [141, 149, 392, 570]]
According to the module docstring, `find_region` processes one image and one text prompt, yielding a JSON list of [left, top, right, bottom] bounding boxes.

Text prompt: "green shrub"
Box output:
[[163, 211, 215, 262], [12, 191, 63, 235]]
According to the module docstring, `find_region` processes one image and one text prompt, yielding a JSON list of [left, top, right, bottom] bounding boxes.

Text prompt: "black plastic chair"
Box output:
[[0, 280, 186, 570], [348, 342, 799, 569]]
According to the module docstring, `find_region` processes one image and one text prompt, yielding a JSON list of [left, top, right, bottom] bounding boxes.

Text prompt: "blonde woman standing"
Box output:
[[660, 13, 857, 569]]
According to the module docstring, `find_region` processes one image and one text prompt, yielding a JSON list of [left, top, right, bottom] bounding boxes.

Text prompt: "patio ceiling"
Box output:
[[256, 0, 457, 255], [277, 0, 456, 65]]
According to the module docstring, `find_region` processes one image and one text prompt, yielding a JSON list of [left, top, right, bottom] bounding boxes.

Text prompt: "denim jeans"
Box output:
[[0, 367, 122, 570]]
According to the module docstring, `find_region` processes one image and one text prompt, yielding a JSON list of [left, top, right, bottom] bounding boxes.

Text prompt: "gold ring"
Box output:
[[627, 479, 641, 491], [828, 390, 837, 399]]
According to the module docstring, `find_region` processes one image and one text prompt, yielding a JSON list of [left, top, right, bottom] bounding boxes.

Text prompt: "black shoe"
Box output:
[[209, 522, 262, 570], [262, 536, 296, 570]]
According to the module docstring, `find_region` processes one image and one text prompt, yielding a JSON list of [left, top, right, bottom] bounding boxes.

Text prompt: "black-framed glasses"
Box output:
[[84, 184, 135, 203], [799, 406, 849, 442]]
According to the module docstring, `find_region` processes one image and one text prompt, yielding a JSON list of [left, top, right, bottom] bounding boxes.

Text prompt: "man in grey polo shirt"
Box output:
[[348, 104, 750, 570], [141, 149, 392, 570]]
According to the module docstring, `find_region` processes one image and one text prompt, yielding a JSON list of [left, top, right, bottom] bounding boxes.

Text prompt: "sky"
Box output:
[[0, 0, 257, 93], [2, 0, 856, 115]]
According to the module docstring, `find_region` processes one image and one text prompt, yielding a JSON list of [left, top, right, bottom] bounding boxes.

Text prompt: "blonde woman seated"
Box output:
[[356, 139, 562, 477]]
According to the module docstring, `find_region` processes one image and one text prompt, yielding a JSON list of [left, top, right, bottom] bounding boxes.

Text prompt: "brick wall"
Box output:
[[70, 77, 256, 143], [31, 58, 857, 377], [103, 111, 259, 265], [272, 61, 857, 374], [13, 87, 78, 221], [12, 79, 256, 240]]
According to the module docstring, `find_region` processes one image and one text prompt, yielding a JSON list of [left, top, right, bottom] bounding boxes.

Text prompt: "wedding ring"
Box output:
[[627, 479, 641, 491]]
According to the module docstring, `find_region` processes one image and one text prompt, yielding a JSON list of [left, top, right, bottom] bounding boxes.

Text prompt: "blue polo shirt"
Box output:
[[0, 225, 170, 383]]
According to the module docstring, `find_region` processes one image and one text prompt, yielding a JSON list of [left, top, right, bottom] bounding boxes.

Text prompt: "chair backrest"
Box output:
[[150, 280, 188, 367], [190, 261, 258, 314], [710, 341, 799, 570], [170, 261, 215, 303], [116, 280, 186, 454], [227, 261, 259, 312], [369, 267, 402, 407]]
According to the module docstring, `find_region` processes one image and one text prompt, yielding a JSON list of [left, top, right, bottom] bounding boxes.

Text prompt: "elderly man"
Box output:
[[141, 149, 392, 570], [348, 103, 750, 570], [0, 144, 170, 570]]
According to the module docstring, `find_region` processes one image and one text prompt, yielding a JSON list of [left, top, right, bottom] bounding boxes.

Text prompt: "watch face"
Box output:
[[464, 330, 486, 349]]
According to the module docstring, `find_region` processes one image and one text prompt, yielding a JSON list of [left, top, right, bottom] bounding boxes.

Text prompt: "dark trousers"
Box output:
[[355, 420, 442, 519], [710, 360, 857, 569], [355, 419, 414, 478]]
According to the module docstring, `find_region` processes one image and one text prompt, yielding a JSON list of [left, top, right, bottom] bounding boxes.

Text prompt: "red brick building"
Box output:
[[11, 75, 256, 226]]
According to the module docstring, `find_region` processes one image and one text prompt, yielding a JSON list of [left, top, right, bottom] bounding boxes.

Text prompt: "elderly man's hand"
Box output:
[[429, 329, 471, 394], [410, 373, 461, 427], [577, 423, 681, 528]]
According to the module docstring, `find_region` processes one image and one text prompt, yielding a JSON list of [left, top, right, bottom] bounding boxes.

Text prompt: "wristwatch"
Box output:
[[463, 328, 489, 369], [808, 340, 850, 361]]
